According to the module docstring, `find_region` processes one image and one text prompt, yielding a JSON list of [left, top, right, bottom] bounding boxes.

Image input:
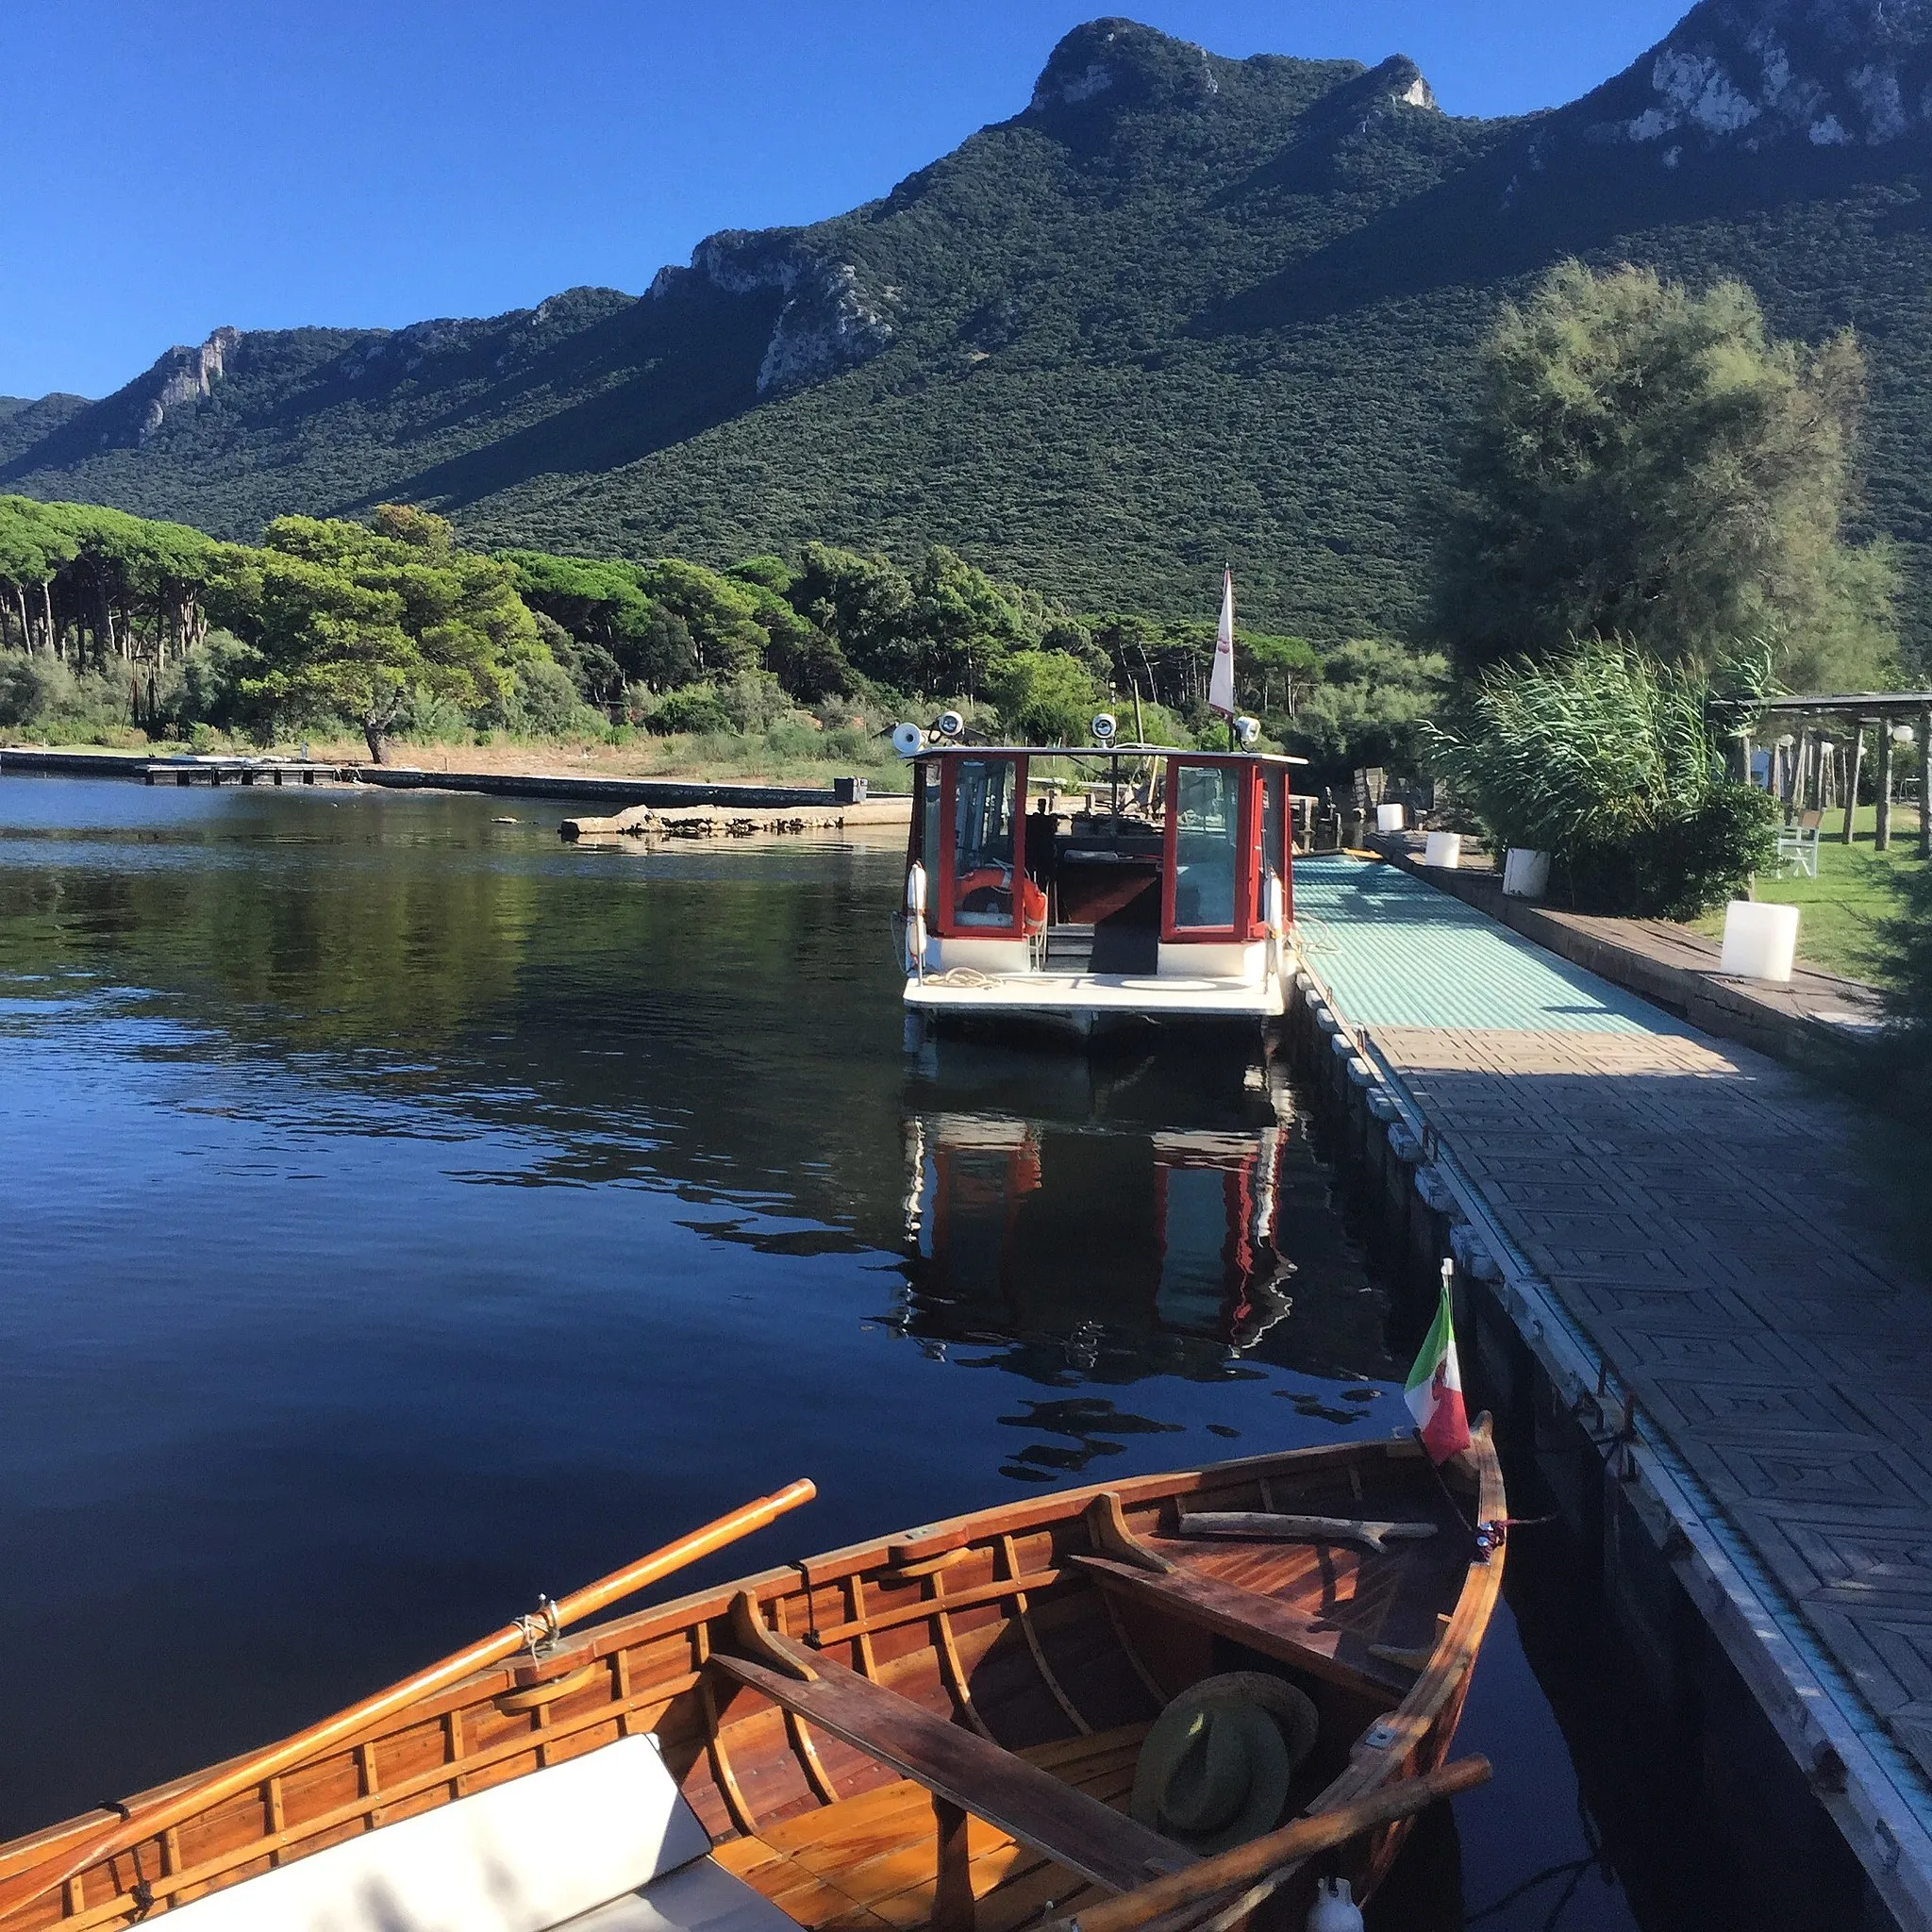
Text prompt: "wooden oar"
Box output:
[[1044, 1756, 1491, 1932], [0, 1477, 817, 1924]]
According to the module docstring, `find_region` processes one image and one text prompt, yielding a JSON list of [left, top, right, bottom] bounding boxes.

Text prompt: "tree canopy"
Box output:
[[215, 510, 538, 760], [0, 493, 1445, 773], [1436, 261, 1899, 691]]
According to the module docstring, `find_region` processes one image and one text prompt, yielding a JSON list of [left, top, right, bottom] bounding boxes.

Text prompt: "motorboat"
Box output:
[[893, 723, 1307, 1044]]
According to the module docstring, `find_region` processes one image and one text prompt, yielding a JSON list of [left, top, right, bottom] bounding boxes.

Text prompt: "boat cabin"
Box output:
[[898, 743, 1305, 1037]]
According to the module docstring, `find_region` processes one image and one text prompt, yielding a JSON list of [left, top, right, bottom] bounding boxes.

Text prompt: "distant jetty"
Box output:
[[0, 745, 908, 818]]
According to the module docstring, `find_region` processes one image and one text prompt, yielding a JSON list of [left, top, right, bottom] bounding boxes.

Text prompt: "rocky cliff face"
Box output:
[[134, 327, 241, 442], [650, 231, 895, 397], [1582, 0, 1932, 156]]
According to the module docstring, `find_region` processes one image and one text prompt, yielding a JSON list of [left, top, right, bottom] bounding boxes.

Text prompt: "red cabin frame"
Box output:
[[1160, 756, 1263, 944], [914, 749, 1294, 949], [922, 753, 1032, 941]]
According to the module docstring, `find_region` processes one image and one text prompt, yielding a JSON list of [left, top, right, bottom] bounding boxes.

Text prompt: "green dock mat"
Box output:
[[1291, 856, 1684, 1036]]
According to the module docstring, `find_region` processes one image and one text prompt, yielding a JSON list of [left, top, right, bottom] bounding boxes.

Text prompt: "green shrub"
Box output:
[[165, 632, 262, 730], [719, 670, 791, 734], [764, 718, 822, 759], [648, 683, 734, 736], [498, 657, 596, 739], [1426, 640, 1778, 918], [0, 651, 74, 728]]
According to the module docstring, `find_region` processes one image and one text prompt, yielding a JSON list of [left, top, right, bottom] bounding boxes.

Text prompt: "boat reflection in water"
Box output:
[[906, 1111, 1294, 1354], [896, 1043, 1392, 1390]]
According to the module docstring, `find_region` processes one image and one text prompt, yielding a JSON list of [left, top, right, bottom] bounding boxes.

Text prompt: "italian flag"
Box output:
[[1405, 1274, 1471, 1463]]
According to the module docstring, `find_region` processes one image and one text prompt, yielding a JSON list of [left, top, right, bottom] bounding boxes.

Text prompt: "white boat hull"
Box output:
[[903, 965, 1291, 1043]]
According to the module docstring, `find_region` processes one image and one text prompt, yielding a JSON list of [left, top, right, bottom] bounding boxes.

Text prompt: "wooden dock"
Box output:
[[143, 758, 347, 786], [1291, 855, 1932, 1930], [0, 746, 904, 814]]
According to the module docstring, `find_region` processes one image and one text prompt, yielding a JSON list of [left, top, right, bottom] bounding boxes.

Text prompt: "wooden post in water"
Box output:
[[1845, 726, 1866, 844], [1877, 724, 1895, 852]]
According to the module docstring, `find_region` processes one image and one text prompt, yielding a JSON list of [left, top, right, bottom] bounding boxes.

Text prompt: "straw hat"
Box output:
[[1130, 1673, 1320, 1854]]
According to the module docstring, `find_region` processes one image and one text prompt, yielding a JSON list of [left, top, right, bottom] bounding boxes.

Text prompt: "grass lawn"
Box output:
[[1688, 803, 1927, 987]]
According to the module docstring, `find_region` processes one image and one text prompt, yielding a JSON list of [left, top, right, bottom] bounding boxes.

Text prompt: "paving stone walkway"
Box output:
[[1295, 857, 1932, 1788]]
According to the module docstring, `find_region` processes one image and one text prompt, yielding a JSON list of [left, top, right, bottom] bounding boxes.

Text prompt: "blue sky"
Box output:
[[1, 2, 1690, 401]]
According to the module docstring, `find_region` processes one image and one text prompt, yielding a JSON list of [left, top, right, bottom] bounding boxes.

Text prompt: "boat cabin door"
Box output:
[[1162, 758, 1259, 942], [912, 753, 1042, 942]]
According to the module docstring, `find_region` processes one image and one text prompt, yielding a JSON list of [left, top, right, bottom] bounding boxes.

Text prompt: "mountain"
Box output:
[[7, 8, 1932, 653]]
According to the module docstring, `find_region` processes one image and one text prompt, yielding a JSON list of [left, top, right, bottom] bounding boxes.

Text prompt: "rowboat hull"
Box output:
[[0, 1431, 1504, 1931]]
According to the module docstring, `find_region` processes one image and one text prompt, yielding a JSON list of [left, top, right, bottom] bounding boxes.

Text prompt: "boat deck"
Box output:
[[711, 1728, 1142, 1931], [905, 974, 1285, 1019]]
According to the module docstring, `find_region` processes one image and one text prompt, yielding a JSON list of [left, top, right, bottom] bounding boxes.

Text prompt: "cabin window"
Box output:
[[951, 758, 1020, 929], [919, 765, 941, 874], [1170, 765, 1241, 930]]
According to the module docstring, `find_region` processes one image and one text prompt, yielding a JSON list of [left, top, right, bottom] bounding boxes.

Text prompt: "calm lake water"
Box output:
[[0, 777, 1735, 1930]]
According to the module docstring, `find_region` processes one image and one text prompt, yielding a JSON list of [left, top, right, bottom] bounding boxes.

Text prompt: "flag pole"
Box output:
[[1225, 559, 1234, 751]]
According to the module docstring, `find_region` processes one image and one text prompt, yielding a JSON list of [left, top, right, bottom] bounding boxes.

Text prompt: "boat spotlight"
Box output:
[[936, 710, 965, 740], [891, 722, 925, 758], [1091, 711, 1117, 743], [1233, 715, 1261, 749]]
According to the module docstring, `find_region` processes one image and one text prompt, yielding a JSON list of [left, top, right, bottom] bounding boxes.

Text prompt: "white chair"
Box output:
[[1775, 810, 1823, 879]]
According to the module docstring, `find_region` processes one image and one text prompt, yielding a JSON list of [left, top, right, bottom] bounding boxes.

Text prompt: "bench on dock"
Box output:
[[714, 1606, 1190, 1925], [156, 1734, 793, 1932]]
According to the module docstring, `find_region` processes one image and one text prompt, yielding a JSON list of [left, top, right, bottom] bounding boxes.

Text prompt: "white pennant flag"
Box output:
[[1208, 567, 1237, 718]]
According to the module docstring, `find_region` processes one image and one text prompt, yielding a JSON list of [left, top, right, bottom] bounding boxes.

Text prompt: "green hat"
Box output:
[[1131, 1673, 1320, 1855]]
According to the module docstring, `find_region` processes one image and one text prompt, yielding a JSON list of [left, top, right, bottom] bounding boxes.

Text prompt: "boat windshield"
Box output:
[[952, 758, 1018, 928], [1172, 765, 1240, 929]]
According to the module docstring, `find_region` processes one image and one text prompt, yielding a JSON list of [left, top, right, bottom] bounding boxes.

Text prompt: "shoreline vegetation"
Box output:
[[0, 495, 1441, 790]]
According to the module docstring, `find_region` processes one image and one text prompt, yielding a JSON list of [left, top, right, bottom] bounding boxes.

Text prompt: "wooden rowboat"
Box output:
[[0, 1426, 1504, 1932]]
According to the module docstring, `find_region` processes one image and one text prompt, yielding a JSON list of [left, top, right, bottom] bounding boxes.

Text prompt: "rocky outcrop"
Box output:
[[136, 327, 240, 441], [1582, 0, 1932, 155], [1026, 18, 1226, 115], [649, 231, 894, 397]]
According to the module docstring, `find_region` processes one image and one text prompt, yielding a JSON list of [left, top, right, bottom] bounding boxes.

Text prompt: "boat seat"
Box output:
[[158, 1733, 793, 1932], [712, 1643, 1191, 1892], [1069, 1553, 1414, 1699]]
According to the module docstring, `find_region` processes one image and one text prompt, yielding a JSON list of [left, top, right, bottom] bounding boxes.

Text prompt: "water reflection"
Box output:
[[904, 1112, 1293, 1353], [895, 1044, 1392, 1390]]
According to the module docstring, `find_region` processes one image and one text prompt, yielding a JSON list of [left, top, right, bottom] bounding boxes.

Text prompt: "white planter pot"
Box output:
[[1423, 831, 1462, 869], [1375, 803, 1406, 833], [1721, 900, 1799, 983], [1502, 848, 1550, 899]]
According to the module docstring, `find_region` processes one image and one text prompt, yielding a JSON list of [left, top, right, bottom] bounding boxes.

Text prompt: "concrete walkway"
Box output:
[[1293, 855, 1932, 1908]]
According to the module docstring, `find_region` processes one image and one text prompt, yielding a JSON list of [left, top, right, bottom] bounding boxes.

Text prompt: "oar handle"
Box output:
[[0, 1479, 818, 1924], [1052, 1756, 1491, 1932]]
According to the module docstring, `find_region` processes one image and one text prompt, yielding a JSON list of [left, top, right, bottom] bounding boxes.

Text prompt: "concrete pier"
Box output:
[[1289, 855, 1932, 1931], [0, 746, 900, 811]]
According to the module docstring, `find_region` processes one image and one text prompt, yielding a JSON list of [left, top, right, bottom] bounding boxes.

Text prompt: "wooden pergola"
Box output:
[[1707, 690, 1932, 857]]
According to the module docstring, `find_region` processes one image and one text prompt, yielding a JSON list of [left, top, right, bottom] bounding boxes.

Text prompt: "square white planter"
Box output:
[[1375, 803, 1406, 833], [1720, 900, 1799, 983], [1423, 831, 1462, 868]]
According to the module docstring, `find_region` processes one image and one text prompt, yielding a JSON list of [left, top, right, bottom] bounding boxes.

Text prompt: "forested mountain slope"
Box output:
[[8, 5, 1932, 653]]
